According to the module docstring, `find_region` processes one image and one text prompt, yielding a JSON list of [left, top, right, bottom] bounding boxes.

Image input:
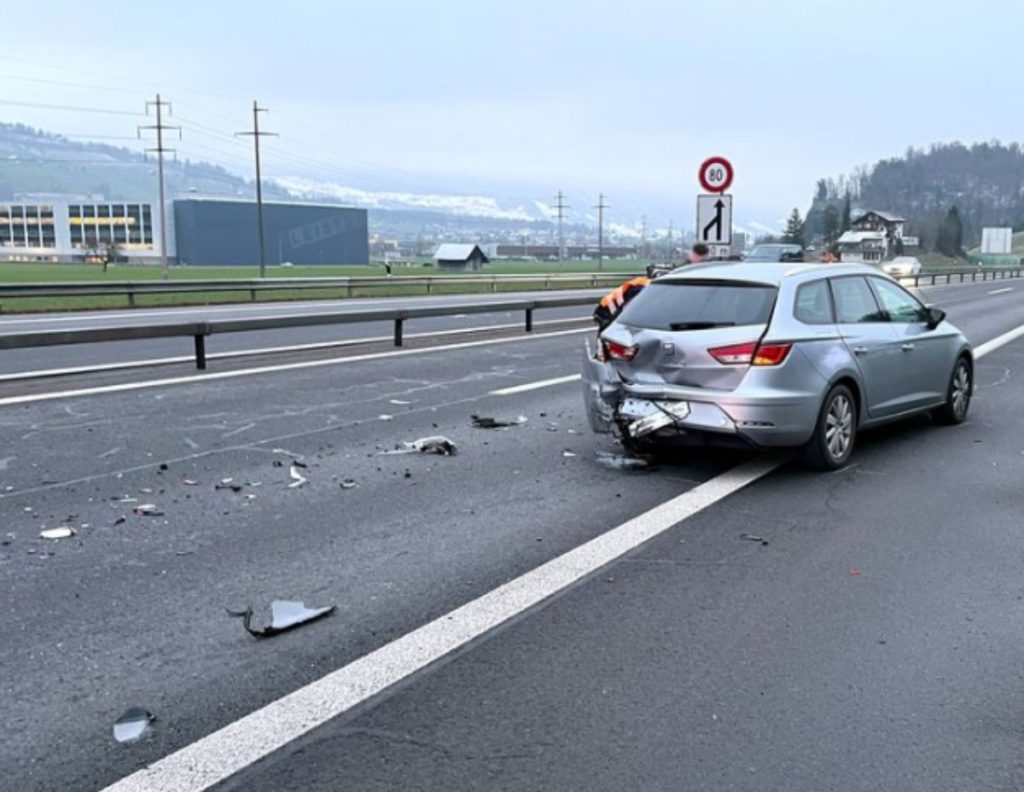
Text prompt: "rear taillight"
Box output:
[[752, 342, 792, 366], [604, 340, 638, 361], [708, 341, 757, 365], [709, 341, 792, 366]]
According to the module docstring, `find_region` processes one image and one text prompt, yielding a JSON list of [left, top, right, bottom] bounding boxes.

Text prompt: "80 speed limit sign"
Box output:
[[698, 156, 734, 193]]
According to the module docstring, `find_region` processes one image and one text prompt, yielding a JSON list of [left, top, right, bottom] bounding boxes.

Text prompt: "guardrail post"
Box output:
[[930, 275, 936, 285], [525, 308, 533, 332], [128, 291, 135, 308], [194, 334, 207, 370], [394, 318, 404, 347], [346, 283, 353, 298], [250, 289, 257, 302], [426, 282, 432, 295], [960, 273, 965, 282], [491, 279, 498, 292]]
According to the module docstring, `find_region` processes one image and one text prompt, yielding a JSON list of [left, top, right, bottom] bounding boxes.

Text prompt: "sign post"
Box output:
[[696, 156, 735, 259]]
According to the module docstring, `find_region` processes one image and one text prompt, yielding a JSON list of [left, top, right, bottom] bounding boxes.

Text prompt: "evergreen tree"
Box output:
[[935, 205, 965, 257], [782, 208, 805, 246], [822, 204, 840, 246], [840, 192, 852, 234]]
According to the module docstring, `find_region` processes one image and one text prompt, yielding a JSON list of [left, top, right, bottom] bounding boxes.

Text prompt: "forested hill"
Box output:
[[806, 142, 1024, 250]]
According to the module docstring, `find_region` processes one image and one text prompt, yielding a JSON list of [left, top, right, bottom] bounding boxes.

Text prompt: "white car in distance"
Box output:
[[882, 256, 923, 278]]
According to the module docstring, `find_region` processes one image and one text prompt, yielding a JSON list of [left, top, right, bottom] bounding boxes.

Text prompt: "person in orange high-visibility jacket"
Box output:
[[593, 243, 710, 330]]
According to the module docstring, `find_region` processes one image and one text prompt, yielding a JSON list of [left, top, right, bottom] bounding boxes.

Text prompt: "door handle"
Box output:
[[852, 346, 868, 356], [901, 343, 915, 352]]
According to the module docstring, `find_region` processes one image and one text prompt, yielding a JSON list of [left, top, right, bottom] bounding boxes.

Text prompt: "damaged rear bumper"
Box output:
[[581, 344, 818, 448]]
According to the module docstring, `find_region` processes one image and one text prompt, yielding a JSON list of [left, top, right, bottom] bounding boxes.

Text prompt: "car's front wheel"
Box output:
[[801, 384, 857, 470], [933, 355, 972, 425]]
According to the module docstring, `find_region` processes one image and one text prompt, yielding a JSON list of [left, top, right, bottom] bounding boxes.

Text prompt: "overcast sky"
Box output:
[[3, 0, 1022, 230]]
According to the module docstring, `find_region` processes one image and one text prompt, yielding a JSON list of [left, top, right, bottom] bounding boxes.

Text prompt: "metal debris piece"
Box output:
[[288, 466, 308, 488], [471, 414, 528, 429], [40, 526, 76, 540], [740, 533, 769, 546], [340, 479, 357, 490], [596, 452, 650, 471], [378, 414, 394, 421], [389, 399, 412, 405], [113, 708, 155, 743], [231, 600, 336, 638], [134, 504, 165, 516], [183, 479, 199, 486], [562, 451, 577, 458], [407, 436, 457, 455]]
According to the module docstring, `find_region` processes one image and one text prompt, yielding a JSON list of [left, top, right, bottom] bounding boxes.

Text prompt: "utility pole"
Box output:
[[237, 100, 277, 278], [553, 190, 569, 263], [594, 193, 608, 270], [138, 94, 179, 280]]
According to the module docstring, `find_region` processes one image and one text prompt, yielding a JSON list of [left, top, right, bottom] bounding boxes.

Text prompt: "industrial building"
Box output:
[[0, 195, 368, 266]]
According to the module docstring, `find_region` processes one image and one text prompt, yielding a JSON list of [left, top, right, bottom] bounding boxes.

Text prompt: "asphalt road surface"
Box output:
[[1, 278, 1023, 791]]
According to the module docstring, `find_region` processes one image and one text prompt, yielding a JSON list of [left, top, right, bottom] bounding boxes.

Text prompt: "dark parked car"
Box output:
[[744, 243, 804, 263]]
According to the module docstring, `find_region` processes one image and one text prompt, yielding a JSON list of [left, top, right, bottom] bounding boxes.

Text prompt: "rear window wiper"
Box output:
[[667, 321, 736, 330]]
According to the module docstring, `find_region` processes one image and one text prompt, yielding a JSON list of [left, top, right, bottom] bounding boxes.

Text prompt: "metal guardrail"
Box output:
[[904, 267, 1024, 287], [0, 295, 597, 371], [0, 272, 635, 308]]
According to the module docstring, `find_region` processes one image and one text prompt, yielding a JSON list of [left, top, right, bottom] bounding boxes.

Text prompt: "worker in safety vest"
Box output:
[[593, 243, 709, 330]]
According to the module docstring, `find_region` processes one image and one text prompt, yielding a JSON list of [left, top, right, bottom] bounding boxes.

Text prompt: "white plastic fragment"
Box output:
[[40, 526, 76, 540]]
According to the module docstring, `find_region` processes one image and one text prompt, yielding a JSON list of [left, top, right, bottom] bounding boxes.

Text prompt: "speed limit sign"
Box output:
[[698, 156, 734, 194]]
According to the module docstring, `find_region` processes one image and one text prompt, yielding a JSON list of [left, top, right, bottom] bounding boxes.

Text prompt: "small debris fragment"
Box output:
[[215, 482, 244, 493], [291, 460, 308, 469], [562, 451, 577, 458], [40, 526, 76, 540], [159, 463, 169, 471], [113, 517, 127, 526], [288, 466, 308, 489], [739, 533, 769, 546], [230, 600, 336, 637], [340, 479, 357, 490], [389, 399, 412, 405], [849, 568, 862, 576], [113, 708, 155, 743], [408, 436, 457, 455], [134, 504, 165, 517], [403, 470, 412, 479], [378, 414, 394, 422], [471, 414, 528, 429], [596, 452, 650, 471], [183, 479, 199, 486]]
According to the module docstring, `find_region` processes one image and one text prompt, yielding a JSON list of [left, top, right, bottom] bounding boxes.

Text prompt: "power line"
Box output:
[[138, 94, 179, 280], [0, 99, 139, 116], [236, 101, 278, 277]]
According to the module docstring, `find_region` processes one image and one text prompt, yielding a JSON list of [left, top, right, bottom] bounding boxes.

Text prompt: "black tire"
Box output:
[[933, 355, 972, 425], [800, 384, 857, 471]]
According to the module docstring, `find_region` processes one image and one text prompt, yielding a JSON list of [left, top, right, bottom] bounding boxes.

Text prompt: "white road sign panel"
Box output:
[[697, 194, 733, 246]]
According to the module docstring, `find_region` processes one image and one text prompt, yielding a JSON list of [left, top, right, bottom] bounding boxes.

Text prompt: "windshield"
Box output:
[[616, 280, 778, 330]]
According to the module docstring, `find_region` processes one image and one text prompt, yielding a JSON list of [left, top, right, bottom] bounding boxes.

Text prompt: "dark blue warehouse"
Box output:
[[173, 198, 369, 266]]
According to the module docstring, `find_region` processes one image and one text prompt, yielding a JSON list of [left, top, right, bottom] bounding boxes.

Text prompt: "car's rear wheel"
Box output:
[[933, 356, 972, 425], [801, 384, 857, 470]]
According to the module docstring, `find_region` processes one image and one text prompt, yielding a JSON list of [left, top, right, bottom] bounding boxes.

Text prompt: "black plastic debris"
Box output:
[[159, 463, 169, 472], [471, 415, 527, 429], [740, 533, 770, 546], [113, 708, 155, 743], [230, 600, 336, 638], [215, 482, 244, 493]]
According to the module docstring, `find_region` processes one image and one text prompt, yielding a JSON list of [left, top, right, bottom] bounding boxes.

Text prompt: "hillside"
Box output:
[[805, 142, 1024, 251]]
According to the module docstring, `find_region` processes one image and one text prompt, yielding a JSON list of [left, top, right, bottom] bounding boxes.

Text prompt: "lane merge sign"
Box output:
[[697, 194, 733, 247], [698, 156, 734, 194]]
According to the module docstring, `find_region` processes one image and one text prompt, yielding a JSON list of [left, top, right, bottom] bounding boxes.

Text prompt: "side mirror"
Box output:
[[925, 306, 946, 330]]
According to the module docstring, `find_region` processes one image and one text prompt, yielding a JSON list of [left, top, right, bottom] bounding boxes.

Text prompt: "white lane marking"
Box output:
[[975, 321, 1024, 359], [988, 287, 1014, 295], [0, 317, 588, 382], [490, 373, 582, 396], [0, 328, 593, 407], [100, 455, 781, 792]]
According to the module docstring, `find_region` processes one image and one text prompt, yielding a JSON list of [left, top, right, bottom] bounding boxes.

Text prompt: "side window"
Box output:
[[829, 277, 886, 323], [869, 277, 927, 323], [794, 280, 834, 325]]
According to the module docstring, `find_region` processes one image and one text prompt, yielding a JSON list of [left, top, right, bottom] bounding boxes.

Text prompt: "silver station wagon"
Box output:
[[582, 262, 973, 469]]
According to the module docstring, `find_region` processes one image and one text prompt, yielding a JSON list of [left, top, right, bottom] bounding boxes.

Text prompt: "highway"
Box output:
[[1, 278, 1023, 791]]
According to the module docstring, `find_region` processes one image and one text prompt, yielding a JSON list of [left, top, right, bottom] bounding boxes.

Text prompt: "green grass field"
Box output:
[[0, 259, 647, 313]]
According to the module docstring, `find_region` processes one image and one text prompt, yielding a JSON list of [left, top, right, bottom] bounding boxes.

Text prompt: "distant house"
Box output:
[[434, 243, 489, 271], [837, 230, 887, 263]]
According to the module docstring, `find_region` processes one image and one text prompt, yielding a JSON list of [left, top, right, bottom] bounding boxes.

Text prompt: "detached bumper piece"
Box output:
[[621, 399, 692, 439]]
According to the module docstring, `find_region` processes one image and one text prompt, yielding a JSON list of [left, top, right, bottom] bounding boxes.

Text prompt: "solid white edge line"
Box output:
[[490, 373, 582, 396], [974, 323, 1024, 359], [987, 287, 1014, 295], [0, 327, 593, 407], [0, 317, 588, 383], [100, 455, 782, 792]]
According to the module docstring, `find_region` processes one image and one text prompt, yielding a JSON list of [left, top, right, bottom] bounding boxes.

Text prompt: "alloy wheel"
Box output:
[[825, 394, 853, 460]]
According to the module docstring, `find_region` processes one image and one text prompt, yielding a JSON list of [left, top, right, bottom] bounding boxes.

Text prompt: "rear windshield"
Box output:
[[617, 280, 777, 331]]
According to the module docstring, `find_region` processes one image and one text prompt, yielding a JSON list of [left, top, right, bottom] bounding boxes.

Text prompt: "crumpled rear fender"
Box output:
[[581, 340, 622, 434]]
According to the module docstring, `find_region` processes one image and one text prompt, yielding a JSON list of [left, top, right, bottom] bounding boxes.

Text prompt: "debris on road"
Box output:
[[378, 414, 394, 422], [740, 533, 770, 546], [231, 600, 336, 638], [113, 708, 155, 743], [596, 452, 650, 471], [408, 436, 457, 455], [215, 480, 244, 493], [471, 414, 528, 429], [113, 517, 127, 526], [340, 479, 357, 489], [562, 451, 577, 458], [389, 399, 413, 405], [288, 466, 308, 489], [133, 504, 165, 517], [183, 479, 199, 486], [849, 568, 862, 576], [40, 526, 76, 540]]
